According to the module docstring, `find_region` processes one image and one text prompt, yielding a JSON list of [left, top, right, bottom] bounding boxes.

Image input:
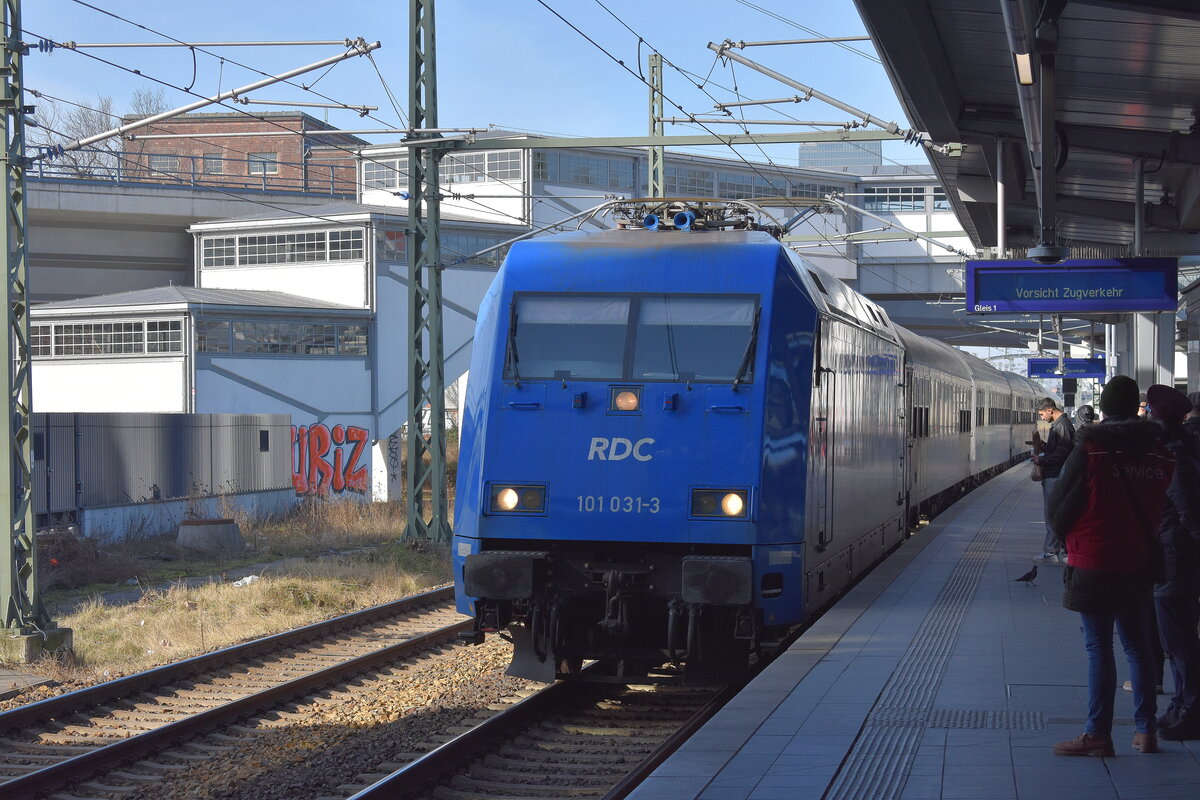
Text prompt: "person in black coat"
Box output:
[[1186, 392, 1200, 449], [1034, 397, 1075, 564], [1147, 385, 1200, 740]]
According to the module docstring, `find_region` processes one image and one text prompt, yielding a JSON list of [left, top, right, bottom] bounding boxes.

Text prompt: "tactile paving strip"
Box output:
[[867, 707, 1046, 730], [823, 483, 1026, 800]]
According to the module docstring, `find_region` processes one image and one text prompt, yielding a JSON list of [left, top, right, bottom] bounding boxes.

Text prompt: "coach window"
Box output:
[[509, 296, 629, 379], [633, 296, 756, 381]]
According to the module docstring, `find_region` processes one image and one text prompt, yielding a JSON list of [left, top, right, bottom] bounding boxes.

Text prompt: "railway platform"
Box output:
[[629, 463, 1200, 799]]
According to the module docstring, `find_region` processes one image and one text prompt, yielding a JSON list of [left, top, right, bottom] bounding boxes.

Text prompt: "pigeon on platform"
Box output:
[[1014, 565, 1038, 585]]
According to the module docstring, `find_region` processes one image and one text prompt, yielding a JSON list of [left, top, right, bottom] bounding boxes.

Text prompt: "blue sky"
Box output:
[[23, 0, 928, 166]]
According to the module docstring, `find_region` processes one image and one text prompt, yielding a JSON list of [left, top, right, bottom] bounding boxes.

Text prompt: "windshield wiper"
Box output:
[[732, 306, 761, 392], [505, 303, 521, 388]]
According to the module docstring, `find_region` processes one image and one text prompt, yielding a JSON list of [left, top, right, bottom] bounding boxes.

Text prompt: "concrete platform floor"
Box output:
[[630, 464, 1200, 800]]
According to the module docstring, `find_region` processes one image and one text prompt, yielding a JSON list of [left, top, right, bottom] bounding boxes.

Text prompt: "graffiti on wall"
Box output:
[[292, 424, 370, 495]]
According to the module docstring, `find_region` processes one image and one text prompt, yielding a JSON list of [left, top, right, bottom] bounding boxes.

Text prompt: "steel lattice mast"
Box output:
[[1, 0, 52, 634], [404, 0, 449, 542], [647, 52, 664, 198]]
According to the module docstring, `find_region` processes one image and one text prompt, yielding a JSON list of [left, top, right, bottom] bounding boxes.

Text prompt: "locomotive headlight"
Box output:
[[690, 488, 750, 519], [489, 484, 547, 514], [496, 488, 520, 511]]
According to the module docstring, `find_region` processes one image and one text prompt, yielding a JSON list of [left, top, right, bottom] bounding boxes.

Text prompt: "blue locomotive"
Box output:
[[452, 203, 1042, 682]]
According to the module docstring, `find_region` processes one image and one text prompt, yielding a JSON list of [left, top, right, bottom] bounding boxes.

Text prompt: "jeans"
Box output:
[[1156, 593, 1200, 714], [1080, 606, 1158, 736], [1041, 475, 1061, 555]]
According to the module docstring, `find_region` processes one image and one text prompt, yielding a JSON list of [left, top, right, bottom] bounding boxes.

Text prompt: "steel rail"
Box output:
[[347, 666, 736, 800], [1, 600, 468, 799], [346, 676, 583, 799], [601, 681, 743, 799], [0, 585, 454, 732]]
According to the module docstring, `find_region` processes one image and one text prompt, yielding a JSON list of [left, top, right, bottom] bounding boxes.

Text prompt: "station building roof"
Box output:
[[186, 201, 530, 232], [32, 286, 365, 316], [854, 0, 1200, 262]]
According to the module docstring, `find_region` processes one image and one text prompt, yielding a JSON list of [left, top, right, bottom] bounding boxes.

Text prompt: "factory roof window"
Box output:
[[31, 319, 184, 359]]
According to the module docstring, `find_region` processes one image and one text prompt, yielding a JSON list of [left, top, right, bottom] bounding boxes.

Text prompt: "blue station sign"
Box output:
[[1027, 357, 1107, 379], [966, 258, 1177, 314]]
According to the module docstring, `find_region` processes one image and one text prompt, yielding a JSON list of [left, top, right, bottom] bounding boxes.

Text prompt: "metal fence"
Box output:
[[29, 148, 357, 196], [32, 413, 294, 527]]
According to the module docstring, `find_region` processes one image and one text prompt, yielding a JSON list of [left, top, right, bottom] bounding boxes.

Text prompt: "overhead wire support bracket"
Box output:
[[708, 40, 908, 137], [722, 36, 872, 48], [661, 118, 860, 127], [36, 38, 382, 156], [232, 98, 379, 115], [55, 39, 360, 49], [824, 194, 969, 258], [715, 96, 813, 110]]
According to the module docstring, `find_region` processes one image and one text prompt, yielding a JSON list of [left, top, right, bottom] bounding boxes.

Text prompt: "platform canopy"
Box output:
[[854, 0, 1200, 286]]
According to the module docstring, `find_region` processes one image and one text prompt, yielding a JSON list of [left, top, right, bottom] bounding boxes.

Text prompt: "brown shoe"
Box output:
[[1132, 732, 1158, 753], [1053, 733, 1115, 757]]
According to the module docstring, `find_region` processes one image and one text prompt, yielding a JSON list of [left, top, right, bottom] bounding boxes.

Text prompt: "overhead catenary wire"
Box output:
[[579, 1, 959, 304], [25, 25, 537, 229], [45, 0, 551, 204], [30, 95, 595, 267], [731, 0, 882, 64], [590, 16, 966, 309], [62, 0, 408, 132], [38, 2, 967, 309], [53, 39, 383, 152], [565, 0, 823, 208]]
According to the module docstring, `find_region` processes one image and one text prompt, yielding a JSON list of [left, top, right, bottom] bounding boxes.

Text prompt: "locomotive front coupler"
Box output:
[[597, 567, 653, 634]]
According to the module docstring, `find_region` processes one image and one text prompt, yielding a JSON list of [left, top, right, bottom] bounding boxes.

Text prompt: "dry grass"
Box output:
[[27, 448, 463, 681], [55, 545, 451, 678], [242, 498, 409, 558]]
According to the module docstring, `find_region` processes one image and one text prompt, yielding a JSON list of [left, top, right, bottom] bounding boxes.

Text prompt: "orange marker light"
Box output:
[[614, 390, 640, 411]]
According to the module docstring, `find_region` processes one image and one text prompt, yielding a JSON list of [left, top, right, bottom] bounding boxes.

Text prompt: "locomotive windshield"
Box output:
[[507, 293, 758, 382]]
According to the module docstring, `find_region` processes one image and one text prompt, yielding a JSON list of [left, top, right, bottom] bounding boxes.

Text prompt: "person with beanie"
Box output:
[[1075, 405, 1098, 428], [1048, 375, 1174, 757], [1145, 384, 1200, 740], [1033, 397, 1075, 564]]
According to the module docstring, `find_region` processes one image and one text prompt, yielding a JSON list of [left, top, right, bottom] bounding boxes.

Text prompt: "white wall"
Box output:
[[34, 359, 187, 412], [363, 180, 529, 227], [372, 264, 497, 438], [200, 262, 371, 309], [194, 356, 372, 421]]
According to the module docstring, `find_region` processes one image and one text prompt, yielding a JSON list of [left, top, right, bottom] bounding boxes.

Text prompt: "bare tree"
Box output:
[[29, 88, 179, 180], [28, 94, 121, 178], [129, 87, 168, 117]]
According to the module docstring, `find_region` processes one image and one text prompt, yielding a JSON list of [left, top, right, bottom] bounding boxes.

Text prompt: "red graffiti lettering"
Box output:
[[332, 446, 346, 493], [291, 425, 309, 494], [345, 426, 369, 492], [307, 425, 334, 495], [291, 423, 371, 496]]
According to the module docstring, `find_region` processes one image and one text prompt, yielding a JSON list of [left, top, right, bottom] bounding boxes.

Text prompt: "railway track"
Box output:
[[0, 586, 467, 800], [338, 673, 737, 800]]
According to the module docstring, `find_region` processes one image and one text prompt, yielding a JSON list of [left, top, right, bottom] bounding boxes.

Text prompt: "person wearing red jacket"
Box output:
[[1048, 375, 1175, 757]]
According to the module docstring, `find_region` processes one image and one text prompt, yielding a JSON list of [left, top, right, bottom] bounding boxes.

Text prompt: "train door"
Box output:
[[902, 363, 916, 528], [895, 370, 906, 510], [809, 318, 835, 554]]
